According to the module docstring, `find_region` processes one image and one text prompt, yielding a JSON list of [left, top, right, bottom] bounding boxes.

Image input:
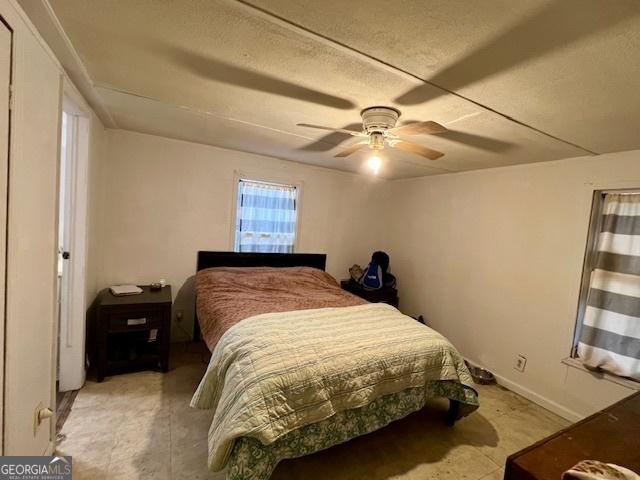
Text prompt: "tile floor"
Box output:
[[57, 344, 569, 480]]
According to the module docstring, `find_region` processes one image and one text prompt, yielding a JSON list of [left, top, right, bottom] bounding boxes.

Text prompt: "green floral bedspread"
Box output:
[[226, 380, 478, 480], [192, 304, 477, 471]]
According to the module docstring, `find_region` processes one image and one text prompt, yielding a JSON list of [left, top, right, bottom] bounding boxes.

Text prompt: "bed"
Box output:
[[190, 251, 479, 480]]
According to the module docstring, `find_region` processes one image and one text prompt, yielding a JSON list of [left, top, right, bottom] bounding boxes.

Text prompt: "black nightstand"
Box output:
[[340, 279, 399, 308], [91, 286, 172, 382]]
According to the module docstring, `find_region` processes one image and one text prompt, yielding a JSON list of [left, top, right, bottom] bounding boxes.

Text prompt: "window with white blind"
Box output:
[[234, 179, 298, 253]]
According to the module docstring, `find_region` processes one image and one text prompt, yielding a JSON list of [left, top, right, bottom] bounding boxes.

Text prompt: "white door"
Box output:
[[57, 111, 73, 391], [3, 9, 61, 454], [0, 18, 11, 455], [57, 103, 89, 393]]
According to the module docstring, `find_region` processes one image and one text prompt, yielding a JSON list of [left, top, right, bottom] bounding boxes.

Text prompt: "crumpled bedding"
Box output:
[[195, 266, 366, 350]]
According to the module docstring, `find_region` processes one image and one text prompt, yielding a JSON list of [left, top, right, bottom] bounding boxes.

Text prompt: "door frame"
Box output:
[[0, 13, 12, 457], [56, 89, 89, 394]]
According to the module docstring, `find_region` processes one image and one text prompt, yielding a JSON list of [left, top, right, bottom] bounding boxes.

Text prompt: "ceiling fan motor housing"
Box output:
[[361, 106, 400, 134], [369, 132, 385, 150]]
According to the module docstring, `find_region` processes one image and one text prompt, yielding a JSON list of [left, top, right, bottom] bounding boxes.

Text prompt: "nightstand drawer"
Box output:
[[340, 280, 399, 308], [108, 310, 163, 331]]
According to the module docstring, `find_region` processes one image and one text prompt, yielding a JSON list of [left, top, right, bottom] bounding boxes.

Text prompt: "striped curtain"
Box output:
[[234, 179, 297, 253], [577, 193, 640, 380]]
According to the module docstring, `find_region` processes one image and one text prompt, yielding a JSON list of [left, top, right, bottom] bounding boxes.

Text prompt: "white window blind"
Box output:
[[234, 179, 298, 253]]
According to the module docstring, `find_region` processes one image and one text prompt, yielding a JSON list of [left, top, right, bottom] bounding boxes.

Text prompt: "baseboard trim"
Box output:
[[491, 372, 583, 423], [464, 357, 583, 423]]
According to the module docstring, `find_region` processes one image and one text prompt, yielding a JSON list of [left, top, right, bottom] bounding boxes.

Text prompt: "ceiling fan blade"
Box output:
[[391, 140, 444, 160], [388, 120, 448, 136], [297, 123, 365, 136], [335, 142, 369, 158], [397, 119, 515, 152], [299, 123, 364, 152], [438, 130, 515, 153]]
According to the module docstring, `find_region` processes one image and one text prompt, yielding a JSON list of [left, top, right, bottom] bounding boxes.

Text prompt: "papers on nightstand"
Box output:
[[109, 284, 143, 296]]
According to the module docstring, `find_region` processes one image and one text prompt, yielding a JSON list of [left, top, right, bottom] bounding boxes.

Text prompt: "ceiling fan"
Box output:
[[297, 106, 448, 174]]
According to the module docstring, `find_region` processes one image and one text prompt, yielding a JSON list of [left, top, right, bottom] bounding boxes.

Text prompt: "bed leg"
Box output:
[[445, 399, 461, 426]]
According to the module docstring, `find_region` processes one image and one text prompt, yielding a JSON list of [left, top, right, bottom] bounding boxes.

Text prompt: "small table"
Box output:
[[340, 279, 399, 308], [91, 286, 172, 382], [505, 392, 640, 479]]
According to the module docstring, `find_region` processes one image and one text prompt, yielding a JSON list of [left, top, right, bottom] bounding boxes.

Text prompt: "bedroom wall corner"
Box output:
[[382, 150, 640, 420], [84, 111, 107, 308]]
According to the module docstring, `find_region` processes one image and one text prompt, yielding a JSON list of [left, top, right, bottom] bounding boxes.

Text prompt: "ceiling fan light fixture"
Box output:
[[361, 106, 400, 133], [367, 153, 382, 175], [300, 105, 448, 163], [369, 131, 385, 150]]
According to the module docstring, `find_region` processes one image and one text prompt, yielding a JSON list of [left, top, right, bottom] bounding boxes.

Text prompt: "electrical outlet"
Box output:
[[175, 310, 184, 323], [514, 354, 527, 372]]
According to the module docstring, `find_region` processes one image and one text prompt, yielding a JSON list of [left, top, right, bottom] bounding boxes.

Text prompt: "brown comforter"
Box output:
[[195, 266, 366, 350]]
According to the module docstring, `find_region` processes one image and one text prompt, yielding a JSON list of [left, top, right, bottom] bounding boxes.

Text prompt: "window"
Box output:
[[573, 190, 640, 381], [234, 179, 298, 253]]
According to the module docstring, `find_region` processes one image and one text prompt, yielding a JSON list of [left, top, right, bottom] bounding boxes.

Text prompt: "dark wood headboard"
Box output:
[[196, 251, 326, 272], [193, 251, 327, 340]]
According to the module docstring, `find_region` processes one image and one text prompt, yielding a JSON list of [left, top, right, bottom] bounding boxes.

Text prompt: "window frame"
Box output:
[[572, 190, 606, 357], [572, 185, 640, 359], [229, 170, 303, 253]]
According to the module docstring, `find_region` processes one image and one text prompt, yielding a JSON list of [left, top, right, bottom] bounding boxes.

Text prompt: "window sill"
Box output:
[[562, 357, 640, 390]]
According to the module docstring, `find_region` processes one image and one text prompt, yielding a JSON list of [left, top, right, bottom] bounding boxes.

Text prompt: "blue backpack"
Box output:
[[361, 259, 383, 289], [360, 252, 393, 290]]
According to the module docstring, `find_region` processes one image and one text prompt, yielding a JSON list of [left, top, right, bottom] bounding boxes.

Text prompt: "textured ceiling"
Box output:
[[24, 0, 640, 178]]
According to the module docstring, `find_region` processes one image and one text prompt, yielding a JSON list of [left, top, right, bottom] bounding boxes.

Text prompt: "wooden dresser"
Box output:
[[505, 392, 640, 479]]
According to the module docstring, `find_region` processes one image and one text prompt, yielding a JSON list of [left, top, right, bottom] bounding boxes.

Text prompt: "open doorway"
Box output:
[[56, 95, 90, 431]]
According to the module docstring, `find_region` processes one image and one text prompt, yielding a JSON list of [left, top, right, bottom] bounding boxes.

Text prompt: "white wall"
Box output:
[[383, 150, 640, 420], [85, 112, 106, 306], [97, 130, 385, 340]]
